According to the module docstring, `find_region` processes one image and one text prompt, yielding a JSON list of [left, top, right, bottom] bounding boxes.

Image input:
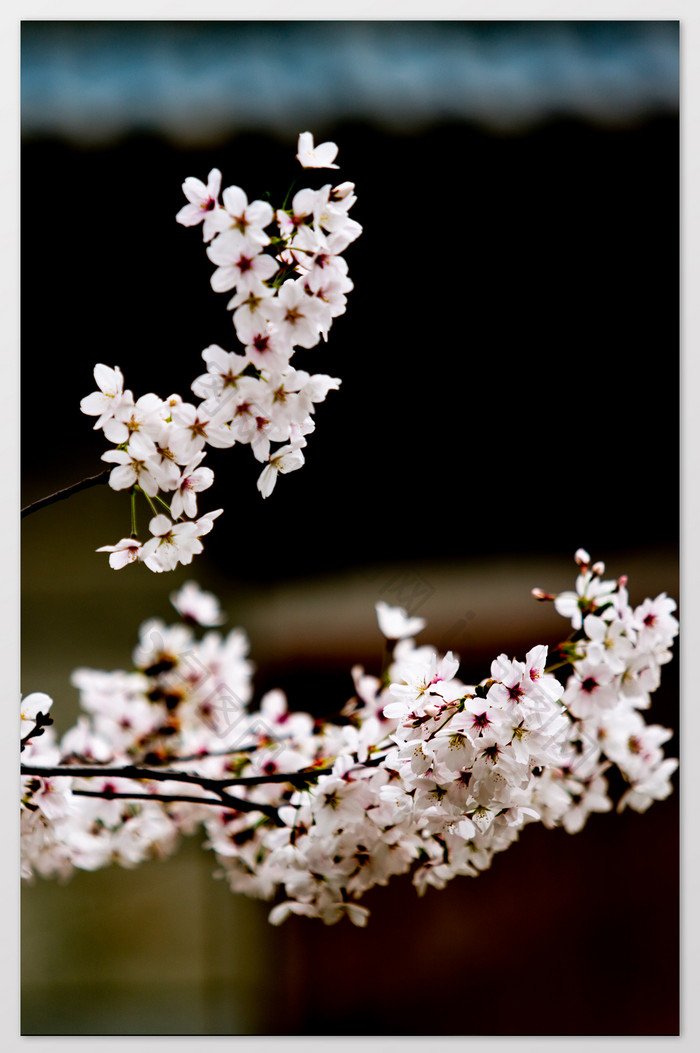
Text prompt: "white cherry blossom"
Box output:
[[217, 185, 274, 245], [296, 131, 339, 169], [96, 536, 143, 570], [21, 554, 678, 925], [140, 514, 206, 572], [170, 455, 214, 519], [375, 601, 426, 641], [207, 231, 278, 293], [79, 365, 126, 429], [175, 168, 223, 240], [256, 442, 305, 498]]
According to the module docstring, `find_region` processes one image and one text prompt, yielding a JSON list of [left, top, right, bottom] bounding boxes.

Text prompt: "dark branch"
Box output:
[[22, 469, 111, 519], [72, 789, 242, 809], [20, 714, 54, 751], [20, 753, 389, 825], [21, 760, 322, 788], [20, 761, 288, 825]]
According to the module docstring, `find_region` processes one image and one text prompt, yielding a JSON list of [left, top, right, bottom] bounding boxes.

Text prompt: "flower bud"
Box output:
[[531, 588, 555, 601], [331, 181, 355, 201]]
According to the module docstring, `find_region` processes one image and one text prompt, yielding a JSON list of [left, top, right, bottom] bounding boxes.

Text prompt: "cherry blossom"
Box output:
[[79, 365, 126, 429], [256, 442, 306, 498], [375, 601, 426, 641], [169, 456, 214, 520], [175, 168, 223, 240], [78, 135, 361, 574], [20, 554, 678, 926], [264, 279, 326, 349], [101, 433, 162, 496], [95, 537, 143, 570], [296, 131, 339, 169], [170, 581, 226, 628], [140, 514, 208, 572], [20, 692, 53, 739], [26, 134, 679, 933], [218, 186, 274, 245], [207, 231, 279, 294]]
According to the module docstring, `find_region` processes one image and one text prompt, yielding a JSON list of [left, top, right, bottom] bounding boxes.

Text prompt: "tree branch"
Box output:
[[72, 789, 243, 809], [21, 469, 111, 519], [20, 760, 321, 788], [21, 761, 286, 825], [21, 753, 390, 824], [20, 714, 54, 751]]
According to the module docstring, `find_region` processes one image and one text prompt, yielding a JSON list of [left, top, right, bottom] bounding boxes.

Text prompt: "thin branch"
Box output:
[[57, 743, 273, 767], [21, 760, 332, 790], [21, 752, 389, 799], [72, 789, 240, 809], [20, 715, 53, 751], [22, 469, 111, 519], [222, 767, 334, 786], [219, 755, 386, 786], [20, 762, 285, 824]]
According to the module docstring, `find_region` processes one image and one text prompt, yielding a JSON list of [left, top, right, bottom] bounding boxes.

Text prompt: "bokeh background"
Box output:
[[21, 20, 679, 1036]]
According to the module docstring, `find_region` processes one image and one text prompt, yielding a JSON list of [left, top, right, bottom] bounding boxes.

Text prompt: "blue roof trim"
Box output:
[[21, 21, 679, 144]]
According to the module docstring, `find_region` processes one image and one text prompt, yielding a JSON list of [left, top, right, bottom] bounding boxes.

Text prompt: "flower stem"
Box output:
[[427, 699, 465, 740], [153, 492, 180, 519], [281, 178, 298, 211], [137, 487, 159, 519], [544, 659, 573, 674]]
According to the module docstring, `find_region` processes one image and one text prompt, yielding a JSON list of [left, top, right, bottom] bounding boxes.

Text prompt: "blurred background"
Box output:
[[21, 20, 679, 1036]]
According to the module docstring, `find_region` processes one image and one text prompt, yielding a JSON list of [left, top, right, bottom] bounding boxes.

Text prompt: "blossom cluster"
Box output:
[[20, 553, 678, 925], [81, 133, 360, 572]]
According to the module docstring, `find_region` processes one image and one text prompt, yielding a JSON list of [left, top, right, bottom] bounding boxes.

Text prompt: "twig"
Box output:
[[72, 789, 242, 809], [20, 714, 54, 751], [21, 752, 389, 809], [22, 469, 111, 519], [20, 761, 323, 788]]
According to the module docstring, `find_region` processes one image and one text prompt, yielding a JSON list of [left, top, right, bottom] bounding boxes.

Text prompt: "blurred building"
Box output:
[[22, 21, 678, 143]]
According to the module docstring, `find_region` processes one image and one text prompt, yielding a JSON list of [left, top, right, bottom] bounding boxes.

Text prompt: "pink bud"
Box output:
[[531, 588, 555, 601]]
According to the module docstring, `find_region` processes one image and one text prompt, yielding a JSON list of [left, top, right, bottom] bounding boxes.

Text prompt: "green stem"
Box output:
[[130, 488, 138, 537], [281, 178, 298, 211], [153, 492, 180, 519], [379, 639, 396, 687], [138, 488, 159, 518], [544, 659, 575, 674]]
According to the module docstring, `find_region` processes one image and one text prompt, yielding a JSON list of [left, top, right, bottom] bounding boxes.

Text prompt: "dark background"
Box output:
[[21, 20, 679, 1037], [22, 115, 679, 574]]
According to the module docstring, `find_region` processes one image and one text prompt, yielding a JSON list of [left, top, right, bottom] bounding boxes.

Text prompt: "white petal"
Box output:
[[148, 515, 172, 537], [257, 464, 277, 499]]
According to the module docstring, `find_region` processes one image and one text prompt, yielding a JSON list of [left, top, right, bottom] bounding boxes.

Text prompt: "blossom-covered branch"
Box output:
[[21, 554, 678, 926], [77, 133, 361, 573]]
